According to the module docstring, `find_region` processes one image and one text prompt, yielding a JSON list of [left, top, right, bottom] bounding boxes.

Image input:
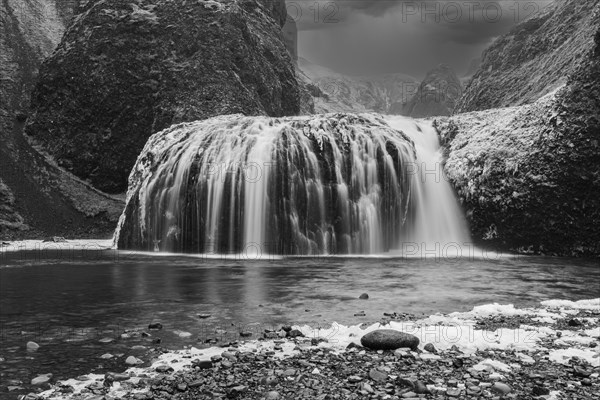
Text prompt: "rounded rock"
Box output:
[[359, 293, 369, 299], [26, 342, 40, 352], [491, 382, 512, 396], [360, 329, 419, 351]]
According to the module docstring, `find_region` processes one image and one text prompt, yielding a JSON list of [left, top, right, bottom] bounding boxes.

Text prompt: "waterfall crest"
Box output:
[[115, 114, 418, 255]]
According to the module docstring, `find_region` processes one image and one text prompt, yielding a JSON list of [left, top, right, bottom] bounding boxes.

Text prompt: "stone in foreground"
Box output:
[[360, 329, 419, 351]]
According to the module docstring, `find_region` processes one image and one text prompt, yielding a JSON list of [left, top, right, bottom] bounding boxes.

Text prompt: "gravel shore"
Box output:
[[18, 299, 600, 400]]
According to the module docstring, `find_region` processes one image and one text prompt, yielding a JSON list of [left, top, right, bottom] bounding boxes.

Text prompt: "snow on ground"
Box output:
[[38, 298, 600, 399]]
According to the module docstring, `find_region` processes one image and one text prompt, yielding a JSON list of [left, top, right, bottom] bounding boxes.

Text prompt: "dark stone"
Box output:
[[148, 323, 162, 330], [532, 386, 550, 396], [360, 329, 419, 351], [194, 360, 212, 370], [359, 293, 369, 300], [281, 325, 293, 332], [287, 329, 304, 338], [568, 319, 583, 327], [414, 380, 430, 394], [424, 343, 437, 354]]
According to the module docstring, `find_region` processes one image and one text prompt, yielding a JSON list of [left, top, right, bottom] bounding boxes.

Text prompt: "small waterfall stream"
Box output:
[[115, 114, 469, 255]]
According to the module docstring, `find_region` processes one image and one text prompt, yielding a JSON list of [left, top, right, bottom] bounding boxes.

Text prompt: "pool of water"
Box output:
[[0, 250, 599, 397]]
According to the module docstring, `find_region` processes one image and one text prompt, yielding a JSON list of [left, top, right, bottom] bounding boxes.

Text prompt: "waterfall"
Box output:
[[116, 114, 416, 255], [115, 113, 470, 256], [386, 116, 471, 255]]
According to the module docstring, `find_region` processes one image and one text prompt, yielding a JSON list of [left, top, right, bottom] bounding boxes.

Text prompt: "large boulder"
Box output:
[[436, 0, 600, 256], [360, 330, 419, 351], [26, 0, 302, 193]]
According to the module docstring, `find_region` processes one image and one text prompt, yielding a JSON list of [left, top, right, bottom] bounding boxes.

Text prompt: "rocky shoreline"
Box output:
[[12, 300, 598, 400]]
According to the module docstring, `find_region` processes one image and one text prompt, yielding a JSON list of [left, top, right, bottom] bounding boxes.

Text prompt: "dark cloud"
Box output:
[[295, 0, 555, 77]]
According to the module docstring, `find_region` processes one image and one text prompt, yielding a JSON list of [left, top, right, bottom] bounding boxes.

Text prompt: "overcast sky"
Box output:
[[290, 0, 555, 78]]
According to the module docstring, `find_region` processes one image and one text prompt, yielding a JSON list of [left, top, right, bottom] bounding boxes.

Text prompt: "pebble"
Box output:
[[125, 356, 143, 365], [369, 368, 387, 382], [491, 382, 512, 396], [31, 374, 52, 385], [26, 341, 40, 352], [100, 353, 113, 359], [359, 293, 369, 299], [424, 343, 437, 354], [197, 313, 211, 319], [266, 391, 280, 399], [148, 322, 163, 330]]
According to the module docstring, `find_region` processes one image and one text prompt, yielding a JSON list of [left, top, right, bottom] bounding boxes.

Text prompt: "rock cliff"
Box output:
[[26, 0, 301, 194], [0, 0, 123, 239], [437, 0, 600, 256]]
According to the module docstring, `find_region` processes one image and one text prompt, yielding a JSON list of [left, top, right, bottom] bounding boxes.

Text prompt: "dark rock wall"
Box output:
[[438, 0, 600, 256], [456, 0, 599, 113], [26, 0, 302, 194]]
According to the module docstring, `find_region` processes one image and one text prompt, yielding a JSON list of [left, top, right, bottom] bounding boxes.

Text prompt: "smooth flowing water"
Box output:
[[115, 114, 470, 255]]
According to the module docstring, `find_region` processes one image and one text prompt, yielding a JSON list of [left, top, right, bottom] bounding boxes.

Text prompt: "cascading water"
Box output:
[[116, 114, 416, 255], [115, 113, 470, 255], [386, 116, 471, 255]]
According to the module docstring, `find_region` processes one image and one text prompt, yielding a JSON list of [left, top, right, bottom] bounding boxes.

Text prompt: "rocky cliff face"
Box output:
[[0, 0, 124, 239], [26, 0, 302, 194], [402, 64, 462, 118], [298, 57, 418, 115], [456, 0, 599, 112], [437, 0, 600, 256]]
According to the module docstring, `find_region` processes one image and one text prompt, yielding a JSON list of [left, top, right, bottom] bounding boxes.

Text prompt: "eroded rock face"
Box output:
[[437, 0, 600, 256], [26, 0, 301, 193], [0, 0, 123, 238], [456, 0, 599, 113], [402, 64, 462, 118]]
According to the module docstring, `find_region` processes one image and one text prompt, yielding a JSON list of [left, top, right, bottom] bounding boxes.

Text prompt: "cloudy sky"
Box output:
[[290, 0, 555, 78]]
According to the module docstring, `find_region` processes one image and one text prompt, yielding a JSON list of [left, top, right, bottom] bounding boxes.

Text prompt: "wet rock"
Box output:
[[424, 343, 437, 354], [282, 325, 292, 332], [447, 388, 462, 397], [177, 383, 187, 391], [99, 337, 114, 344], [369, 368, 387, 382], [568, 318, 583, 327], [414, 380, 430, 394], [359, 293, 369, 299], [401, 391, 417, 398], [348, 375, 362, 383], [26, 341, 39, 352], [239, 331, 253, 337], [266, 391, 280, 399], [155, 365, 174, 373], [100, 353, 113, 359], [491, 382, 512, 396], [148, 323, 163, 330], [194, 360, 212, 369], [105, 372, 129, 382], [31, 374, 52, 385], [197, 314, 211, 319], [287, 329, 304, 338], [532, 386, 550, 396], [125, 356, 143, 365], [360, 329, 419, 351]]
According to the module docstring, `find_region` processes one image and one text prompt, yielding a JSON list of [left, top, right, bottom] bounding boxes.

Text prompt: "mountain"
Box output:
[[401, 64, 462, 118], [456, 0, 598, 112], [0, 0, 124, 239], [437, 0, 600, 256], [25, 0, 301, 194], [297, 57, 418, 115]]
